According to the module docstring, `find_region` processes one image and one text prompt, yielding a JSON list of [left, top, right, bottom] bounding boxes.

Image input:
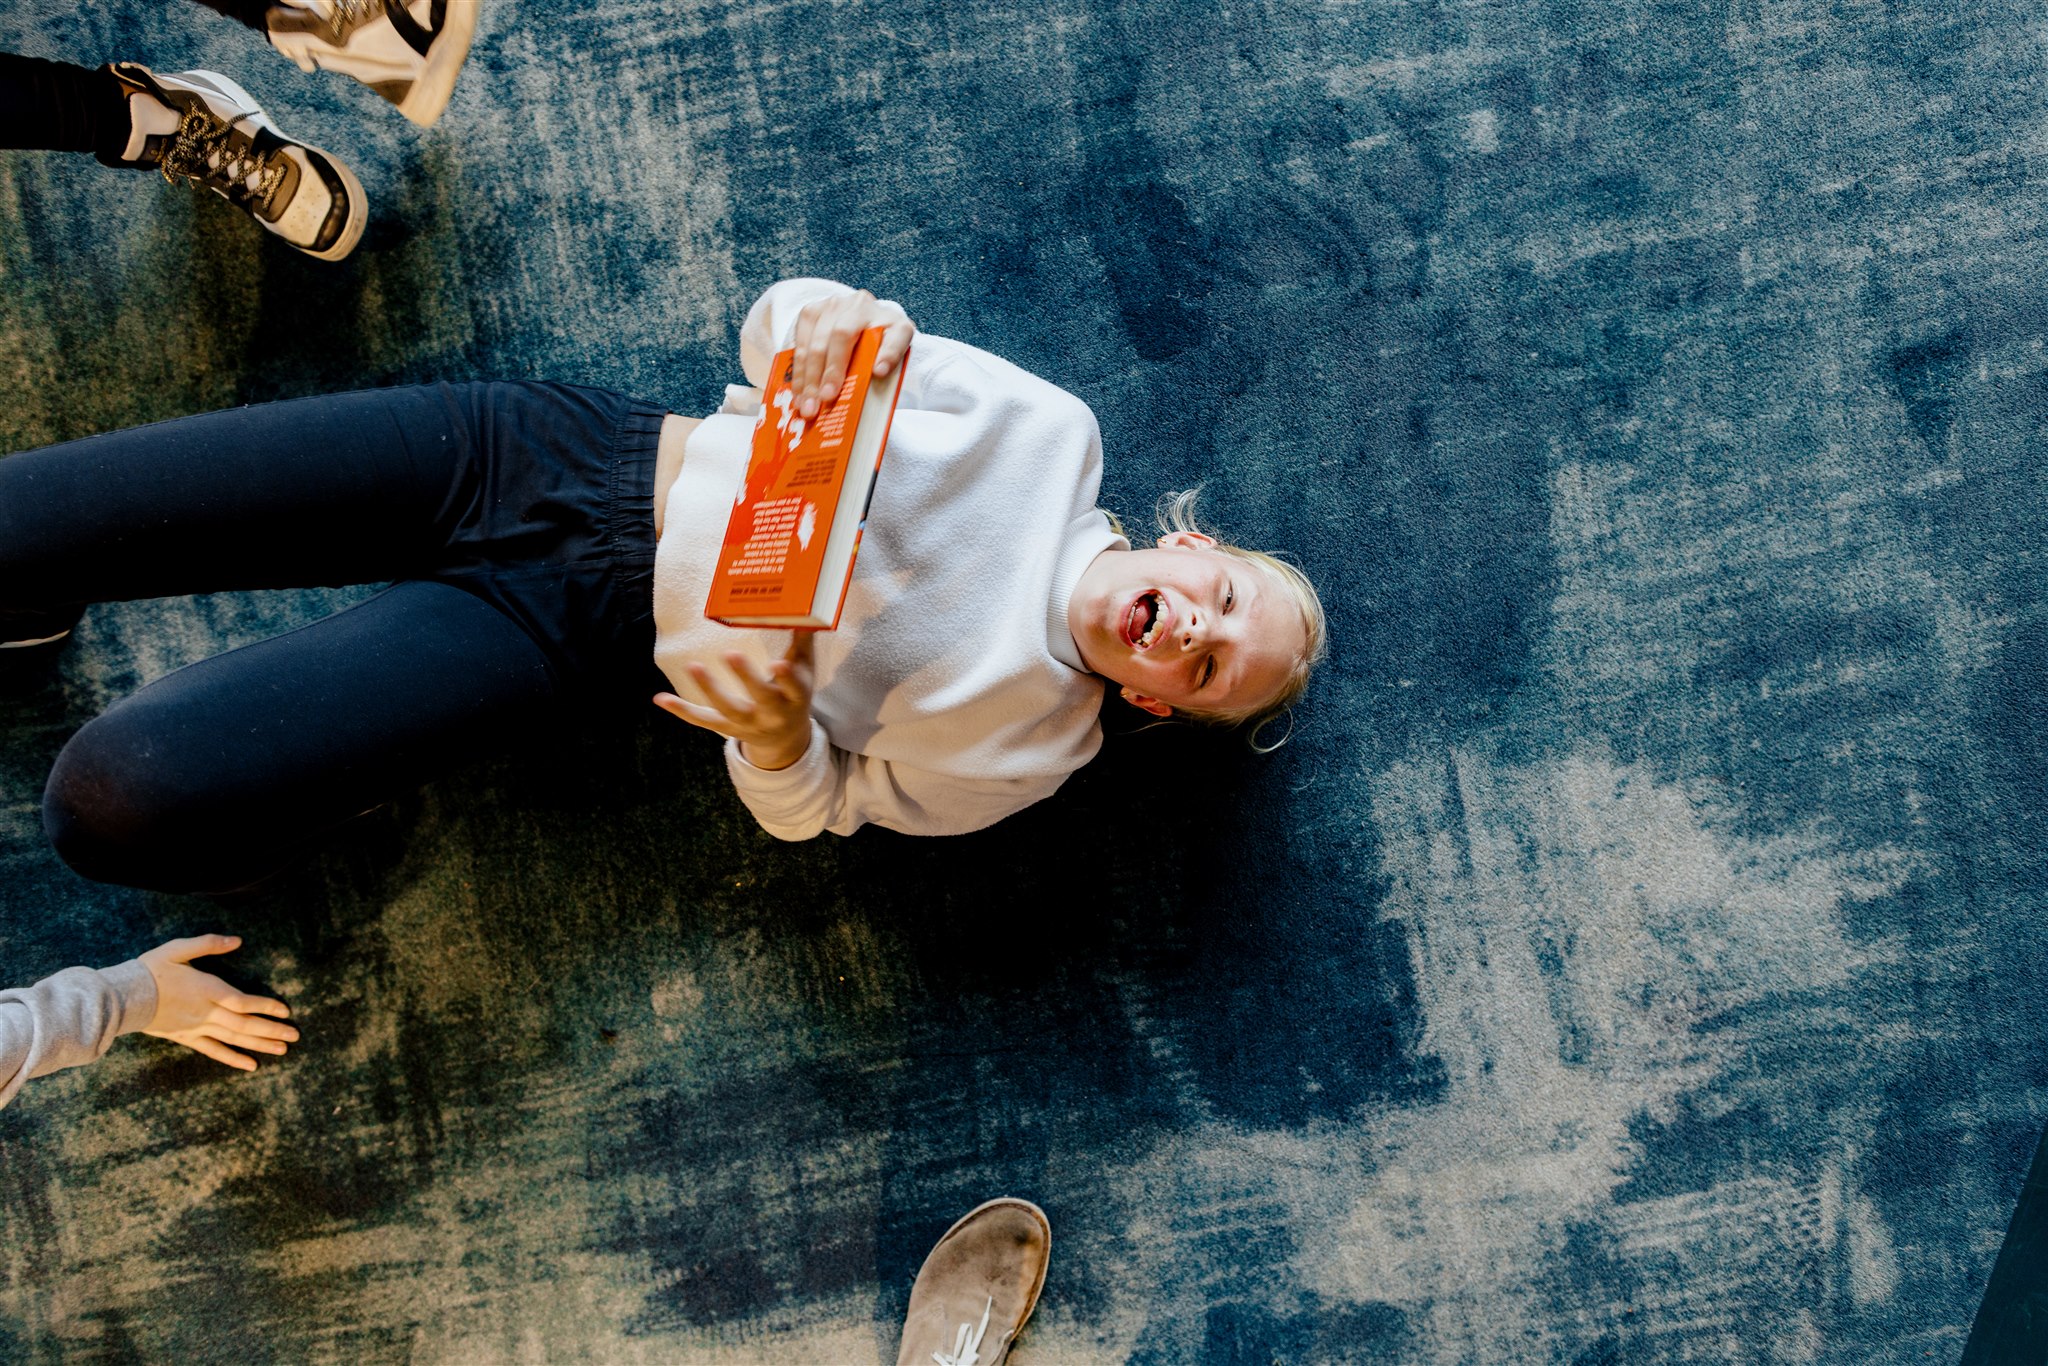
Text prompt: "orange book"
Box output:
[[704, 326, 908, 629]]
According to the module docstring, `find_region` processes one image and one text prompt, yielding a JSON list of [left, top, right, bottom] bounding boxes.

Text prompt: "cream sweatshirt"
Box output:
[[0, 960, 156, 1109], [653, 278, 1127, 839]]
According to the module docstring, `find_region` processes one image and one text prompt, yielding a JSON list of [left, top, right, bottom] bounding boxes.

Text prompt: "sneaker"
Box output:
[[110, 64, 367, 262], [266, 0, 479, 129], [897, 1199, 1051, 1366]]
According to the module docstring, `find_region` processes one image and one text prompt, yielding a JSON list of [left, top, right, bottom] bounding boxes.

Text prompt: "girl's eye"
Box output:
[[1200, 657, 1216, 688], [1225, 583, 1236, 613]]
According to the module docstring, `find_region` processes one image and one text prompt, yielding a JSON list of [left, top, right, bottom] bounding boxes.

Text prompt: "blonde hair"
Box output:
[[1113, 489, 1328, 750]]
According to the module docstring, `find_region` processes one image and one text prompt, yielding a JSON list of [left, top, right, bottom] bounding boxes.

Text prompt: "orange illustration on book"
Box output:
[[705, 325, 907, 629]]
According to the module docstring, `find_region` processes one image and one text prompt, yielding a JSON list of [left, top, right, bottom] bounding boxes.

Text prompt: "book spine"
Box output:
[[822, 346, 908, 631]]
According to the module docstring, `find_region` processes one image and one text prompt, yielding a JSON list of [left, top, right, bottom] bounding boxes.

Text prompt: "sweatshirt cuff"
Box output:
[[98, 959, 158, 1038]]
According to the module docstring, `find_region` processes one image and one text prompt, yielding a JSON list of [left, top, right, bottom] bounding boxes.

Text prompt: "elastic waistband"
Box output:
[[606, 399, 668, 565]]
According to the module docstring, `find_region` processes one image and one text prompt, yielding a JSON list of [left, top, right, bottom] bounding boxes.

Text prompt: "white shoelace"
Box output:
[[932, 1296, 994, 1366]]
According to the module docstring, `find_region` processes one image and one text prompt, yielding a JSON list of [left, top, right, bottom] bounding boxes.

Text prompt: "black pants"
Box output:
[[1, 383, 666, 895], [0, 55, 131, 163]]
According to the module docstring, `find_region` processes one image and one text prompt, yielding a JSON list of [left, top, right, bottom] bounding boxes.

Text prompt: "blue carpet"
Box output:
[[3, 0, 2046, 1359]]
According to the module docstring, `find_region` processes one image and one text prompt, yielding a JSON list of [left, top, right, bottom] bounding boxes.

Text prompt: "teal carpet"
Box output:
[[4, 0, 2047, 1359]]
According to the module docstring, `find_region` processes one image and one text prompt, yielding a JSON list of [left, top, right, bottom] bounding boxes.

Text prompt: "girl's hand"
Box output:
[[789, 289, 915, 419], [137, 935, 297, 1073], [654, 633, 817, 771]]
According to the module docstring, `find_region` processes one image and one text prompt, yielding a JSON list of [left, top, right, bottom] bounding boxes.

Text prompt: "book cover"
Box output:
[[704, 325, 907, 629]]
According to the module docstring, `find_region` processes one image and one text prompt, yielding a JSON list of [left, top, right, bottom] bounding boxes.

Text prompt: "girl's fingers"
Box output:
[[206, 1026, 289, 1056], [212, 1009, 298, 1042], [160, 934, 240, 963], [824, 292, 875, 397], [745, 669, 789, 708], [815, 325, 858, 413], [874, 320, 915, 377], [203, 1009, 290, 1046], [778, 636, 816, 703], [185, 1036, 257, 1072], [727, 653, 804, 711], [790, 305, 823, 402], [655, 704, 737, 737], [662, 649, 810, 738], [734, 651, 808, 709], [792, 292, 912, 409], [685, 663, 751, 717], [654, 693, 737, 735], [656, 692, 744, 741], [221, 991, 289, 1019], [763, 661, 803, 706], [798, 301, 847, 415]]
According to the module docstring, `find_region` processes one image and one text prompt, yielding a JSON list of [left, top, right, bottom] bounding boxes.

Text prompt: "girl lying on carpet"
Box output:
[[0, 935, 295, 1109], [0, 278, 1326, 896]]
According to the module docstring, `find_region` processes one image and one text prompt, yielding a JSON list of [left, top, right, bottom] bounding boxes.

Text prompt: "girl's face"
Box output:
[[1068, 533, 1303, 717]]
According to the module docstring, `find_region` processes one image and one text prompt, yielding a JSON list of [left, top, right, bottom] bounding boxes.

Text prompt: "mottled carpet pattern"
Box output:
[[3, 0, 2046, 1359]]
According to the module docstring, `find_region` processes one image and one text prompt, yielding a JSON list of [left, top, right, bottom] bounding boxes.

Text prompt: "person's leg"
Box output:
[[14, 380, 663, 892], [0, 54, 130, 160], [43, 578, 558, 895], [0, 385, 475, 648]]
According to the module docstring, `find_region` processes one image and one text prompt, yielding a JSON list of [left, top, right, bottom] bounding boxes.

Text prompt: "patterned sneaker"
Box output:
[[897, 1199, 1051, 1366], [110, 64, 366, 262], [266, 0, 479, 128]]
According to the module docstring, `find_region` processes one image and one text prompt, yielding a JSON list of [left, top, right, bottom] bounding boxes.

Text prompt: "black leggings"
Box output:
[[2, 383, 665, 896]]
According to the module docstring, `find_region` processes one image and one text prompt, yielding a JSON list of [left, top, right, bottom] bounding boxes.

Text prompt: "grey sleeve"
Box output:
[[0, 960, 158, 1110]]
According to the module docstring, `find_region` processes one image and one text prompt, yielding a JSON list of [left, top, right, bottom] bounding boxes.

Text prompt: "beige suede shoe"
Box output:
[[897, 1198, 1051, 1366], [267, 0, 479, 128]]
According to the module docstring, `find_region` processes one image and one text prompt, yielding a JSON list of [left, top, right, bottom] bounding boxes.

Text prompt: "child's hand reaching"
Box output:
[[789, 289, 915, 419], [654, 632, 817, 771], [137, 935, 297, 1072]]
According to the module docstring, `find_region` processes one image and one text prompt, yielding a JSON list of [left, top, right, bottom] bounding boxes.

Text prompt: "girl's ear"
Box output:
[[1120, 685, 1174, 717], [1156, 530, 1217, 551]]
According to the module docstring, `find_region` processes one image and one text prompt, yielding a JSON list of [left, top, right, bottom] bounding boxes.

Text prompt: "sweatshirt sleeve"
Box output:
[[724, 723, 1070, 840], [0, 960, 157, 1110]]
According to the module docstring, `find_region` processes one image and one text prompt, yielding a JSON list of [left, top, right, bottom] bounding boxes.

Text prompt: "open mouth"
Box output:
[[1122, 590, 1168, 649]]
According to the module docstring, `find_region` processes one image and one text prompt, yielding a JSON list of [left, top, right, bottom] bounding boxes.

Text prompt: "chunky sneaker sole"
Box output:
[[268, 0, 480, 128], [111, 65, 367, 261]]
